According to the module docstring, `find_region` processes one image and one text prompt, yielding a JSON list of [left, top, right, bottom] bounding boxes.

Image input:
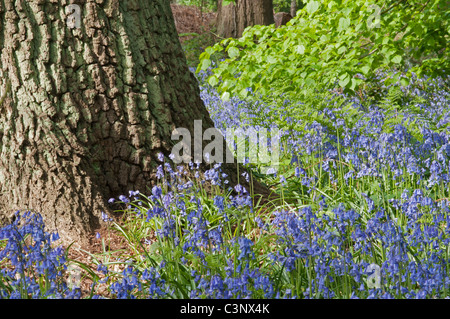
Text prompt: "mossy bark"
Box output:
[[216, 0, 274, 38], [0, 0, 255, 247]]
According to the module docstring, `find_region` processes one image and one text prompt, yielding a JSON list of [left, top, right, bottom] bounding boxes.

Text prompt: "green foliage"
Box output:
[[173, 0, 217, 11], [199, 0, 449, 106], [273, 0, 305, 13], [180, 31, 221, 68], [240, 88, 363, 145], [375, 79, 450, 141]]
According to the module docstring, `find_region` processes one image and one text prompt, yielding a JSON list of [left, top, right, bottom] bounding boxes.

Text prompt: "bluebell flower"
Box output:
[[152, 185, 163, 198], [101, 211, 113, 222], [156, 165, 164, 179], [118, 194, 130, 204], [237, 237, 255, 261], [213, 195, 225, 213]]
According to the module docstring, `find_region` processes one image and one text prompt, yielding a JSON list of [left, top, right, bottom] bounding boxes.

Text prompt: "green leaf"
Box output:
[[339, 74, 350, 88], [337, 45, 347, 54], [400, 77, 409, 87], [392, 55, 402, 64], [306, 1, 320, 15], [208, 76, 219, 87], [413, 24, 424, 36], [201, 0, 448, 112], [228, 47, 239, 58], [201, 58, 211, 71], [392, 72, 400, 82], [320, 35, 329, 42], [221, 92, 230, 101], [339, 72, 348, 80], [305, 77, 316, 87], [350, 78, 362, 91], [239, 88, 248, 99], [222, 0, 234, 6], [338, 18, 350, 32], [361, 65, 371, 75], [205, 47, 216, 56], [296, 44, 305, 55]]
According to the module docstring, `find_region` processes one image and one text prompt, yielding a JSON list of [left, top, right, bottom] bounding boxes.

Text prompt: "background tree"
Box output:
[[272, 0, 304, 13], [290, 0, 297, 17], [216, 0, 274, 38], [0, 0, 263, 247]]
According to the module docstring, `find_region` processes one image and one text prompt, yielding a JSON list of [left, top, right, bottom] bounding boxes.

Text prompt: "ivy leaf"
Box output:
[[413, 24, 424, 36]]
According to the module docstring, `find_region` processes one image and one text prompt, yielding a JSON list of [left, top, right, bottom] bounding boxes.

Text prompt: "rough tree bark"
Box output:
[[0, 0, 270, 247], [216, 0, 274, 38]]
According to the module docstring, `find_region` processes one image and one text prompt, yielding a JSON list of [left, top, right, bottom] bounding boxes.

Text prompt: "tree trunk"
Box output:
[[0, 0, 269, 247], [290, 0, 297, 17], [216, 0, 237, 38], [216, 0, 274, 38]]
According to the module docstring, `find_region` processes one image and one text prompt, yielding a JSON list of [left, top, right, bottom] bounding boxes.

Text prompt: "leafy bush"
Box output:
[[199, 0, 448, 104], [273, 0, 305, 13]]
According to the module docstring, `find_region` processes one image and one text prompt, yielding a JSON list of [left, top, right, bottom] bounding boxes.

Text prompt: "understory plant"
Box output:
[[0, 69, 449, 299]]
